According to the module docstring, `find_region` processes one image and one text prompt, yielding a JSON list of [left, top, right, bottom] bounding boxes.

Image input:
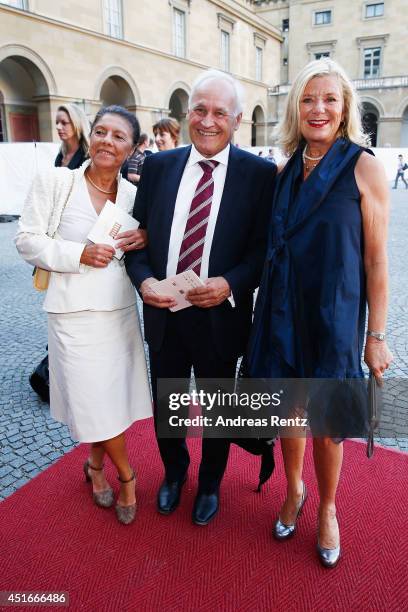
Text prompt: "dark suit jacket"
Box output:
[[125, 144, 276, 360]]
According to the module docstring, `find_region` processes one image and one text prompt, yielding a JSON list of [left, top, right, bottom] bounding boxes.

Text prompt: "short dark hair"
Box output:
[[91, 105, 140, 145], [137, 132, 149, 147], [152, 118, 181, 146]]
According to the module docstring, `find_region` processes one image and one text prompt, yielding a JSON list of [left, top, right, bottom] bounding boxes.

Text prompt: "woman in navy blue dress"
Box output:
[[248, 59, 392, 568]]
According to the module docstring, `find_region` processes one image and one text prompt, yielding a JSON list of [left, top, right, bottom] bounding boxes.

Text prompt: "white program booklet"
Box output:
[[150, 270, 205, 312], [87, 200, 140, 259]]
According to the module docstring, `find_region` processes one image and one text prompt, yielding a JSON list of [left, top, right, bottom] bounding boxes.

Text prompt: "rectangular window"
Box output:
[[282, 18, 289, 32], [364, 47, 381, 78], [221, 30, 230, 72], [365, 3, 384, 18], [0, 0, 27, 7], [255, 46, 263, 81], [315, 51, 331, 60], [104, 0, 123, 39], [314, 10, 332, 25], [173, 8, 186, 58]]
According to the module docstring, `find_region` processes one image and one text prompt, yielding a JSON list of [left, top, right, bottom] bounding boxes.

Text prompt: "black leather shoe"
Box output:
[[157, 478, 186, 515], [192, 491, 219, 526]]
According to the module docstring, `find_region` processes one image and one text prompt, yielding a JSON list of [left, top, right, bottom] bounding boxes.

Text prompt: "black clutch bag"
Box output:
[[367, 373, 380, 458]]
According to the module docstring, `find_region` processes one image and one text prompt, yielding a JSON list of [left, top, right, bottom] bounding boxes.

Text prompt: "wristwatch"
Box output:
[[367, 330, 386, 341]]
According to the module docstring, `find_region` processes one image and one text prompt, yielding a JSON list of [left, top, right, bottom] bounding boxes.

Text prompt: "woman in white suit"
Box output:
[[15, 106, 152, 525]]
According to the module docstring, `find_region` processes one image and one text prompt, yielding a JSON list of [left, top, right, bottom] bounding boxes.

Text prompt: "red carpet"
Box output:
[[0, 419, 407, 611]]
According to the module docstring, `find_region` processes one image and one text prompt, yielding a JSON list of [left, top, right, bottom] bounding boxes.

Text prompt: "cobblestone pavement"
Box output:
[[375, 185, 408, 450], [1, 185, 408, 500]]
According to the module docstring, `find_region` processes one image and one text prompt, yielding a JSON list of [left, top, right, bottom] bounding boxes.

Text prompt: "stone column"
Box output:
[[377, 117, 403, 147]]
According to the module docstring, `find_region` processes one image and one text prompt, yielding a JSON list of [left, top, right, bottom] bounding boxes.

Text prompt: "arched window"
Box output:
[[361, 102, 379, 147], [169, 88, 189, 144], [251, 106, 266, 146], [0, 91, 4, 142]]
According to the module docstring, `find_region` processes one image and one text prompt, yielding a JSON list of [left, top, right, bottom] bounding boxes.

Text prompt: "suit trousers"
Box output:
[[149, 306, 237, 494]]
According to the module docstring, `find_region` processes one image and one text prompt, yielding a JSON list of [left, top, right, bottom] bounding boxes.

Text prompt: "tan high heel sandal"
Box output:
[[83, 460, 114, 508], [115, 471, 136, 525]]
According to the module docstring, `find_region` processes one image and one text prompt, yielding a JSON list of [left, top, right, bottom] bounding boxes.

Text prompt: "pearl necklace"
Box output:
[[302, 145, 324, 174], [86, 171, 117, 194]]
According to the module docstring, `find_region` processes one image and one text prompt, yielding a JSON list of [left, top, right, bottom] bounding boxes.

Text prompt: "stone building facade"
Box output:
[[0, 0, 282, 146], [253, 0, 408, 146]]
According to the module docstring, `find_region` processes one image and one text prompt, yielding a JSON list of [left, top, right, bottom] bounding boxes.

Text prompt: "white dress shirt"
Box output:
[[166, 144, 230, 279]]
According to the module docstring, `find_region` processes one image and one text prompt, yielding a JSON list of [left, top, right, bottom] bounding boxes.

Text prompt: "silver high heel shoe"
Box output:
[[317, 514, 341, 568], [115, 471, 136, 525], [83, 460, 114, 508], [273, 482, 307, 540], [317, 542, 341, 568]]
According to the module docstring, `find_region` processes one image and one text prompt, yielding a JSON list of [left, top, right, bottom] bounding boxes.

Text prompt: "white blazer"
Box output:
[[15, 161, 138, 313]]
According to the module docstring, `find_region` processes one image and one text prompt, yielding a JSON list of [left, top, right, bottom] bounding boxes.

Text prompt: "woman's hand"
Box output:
[[80, 244, 115, 268], [364, 337, 393, 383], [115, 229, 147, 252]]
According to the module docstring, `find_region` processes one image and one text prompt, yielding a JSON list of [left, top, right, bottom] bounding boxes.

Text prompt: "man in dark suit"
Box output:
[[126, 69, 276, 526]]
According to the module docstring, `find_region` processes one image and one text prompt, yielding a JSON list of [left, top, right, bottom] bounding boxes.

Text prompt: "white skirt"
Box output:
[[48, 305, 152, 442]]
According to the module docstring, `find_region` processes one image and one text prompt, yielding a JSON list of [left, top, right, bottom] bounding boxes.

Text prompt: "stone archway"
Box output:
[[401, 105, 408, 147], [0, 91, 4, 142], [99, 75, 136, 111], [361, 102, 379, 147], [168, 87, 189, 144], [0, 53, 52, 141], [251, 105, 266, 146]]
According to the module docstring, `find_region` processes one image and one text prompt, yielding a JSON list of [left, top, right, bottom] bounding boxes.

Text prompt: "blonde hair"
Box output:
[[275, 59, 370, 156], [57, 103, 90, 156]]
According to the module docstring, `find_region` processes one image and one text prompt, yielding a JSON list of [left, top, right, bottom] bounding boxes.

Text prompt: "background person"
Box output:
[[266, 148, 276, 163], [55, 103, 90, 169], [126, 69, 276, 527], [393, 154, 408, 189], [30, 104, 91, 404], [247, 59, 392, 568], [152, 117, 180, 151], [15, 105, 152, 526], [127, 133, 150, 184]]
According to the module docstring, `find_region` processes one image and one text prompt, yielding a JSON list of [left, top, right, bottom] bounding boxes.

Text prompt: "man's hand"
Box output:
[[140, 277, 177, 309], [186, 276, 231, 308], [80, 244, 115, 268], [115, 229, 147, 252]]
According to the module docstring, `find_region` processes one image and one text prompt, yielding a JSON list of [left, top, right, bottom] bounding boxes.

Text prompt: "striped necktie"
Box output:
[[176, 159, 219, 276]]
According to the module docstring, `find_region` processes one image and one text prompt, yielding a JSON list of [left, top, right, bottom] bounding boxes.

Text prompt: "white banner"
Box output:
[[245, 146, 408, 181], [0, 142, 59, 215], [1, 143, 407, 215]]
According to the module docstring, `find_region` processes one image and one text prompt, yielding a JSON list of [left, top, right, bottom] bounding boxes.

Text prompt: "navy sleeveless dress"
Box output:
[[247, 139, 370, 437]]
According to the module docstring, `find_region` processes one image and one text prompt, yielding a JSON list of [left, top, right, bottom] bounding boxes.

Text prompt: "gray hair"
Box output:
[[275, 59, 370, 156], [188, 69, 244, 116]]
